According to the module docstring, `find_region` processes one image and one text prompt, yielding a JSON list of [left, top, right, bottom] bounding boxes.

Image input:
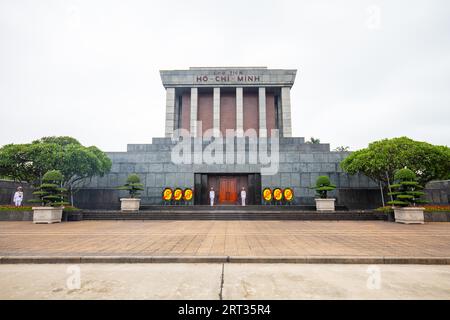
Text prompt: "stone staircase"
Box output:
[[82, 205, 387, 221]]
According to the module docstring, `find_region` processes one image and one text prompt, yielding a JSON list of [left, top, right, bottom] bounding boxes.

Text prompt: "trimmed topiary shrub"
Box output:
[[29, 170, 68, 207], [312, 175, 336, 199], [387, 168, 427, 207], [117, 174, 144, 198]]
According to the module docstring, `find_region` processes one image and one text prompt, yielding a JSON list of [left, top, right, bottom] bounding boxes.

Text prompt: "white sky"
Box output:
[[1, 0, 449, 151]]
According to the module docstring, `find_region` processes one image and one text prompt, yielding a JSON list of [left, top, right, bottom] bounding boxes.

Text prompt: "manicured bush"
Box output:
[[387, 168, 427, 207], [62, 205, 82, 212], [0, 205, 33, 211], [29, 170, 68, 207], [0, 205, 81, 212], [375, 206, 394, 213], [312, 175, 336, 199], [117, 174, 144, 198]]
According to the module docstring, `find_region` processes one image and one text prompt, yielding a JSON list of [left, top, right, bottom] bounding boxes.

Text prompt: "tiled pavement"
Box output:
[[1, 220, 450, 257]]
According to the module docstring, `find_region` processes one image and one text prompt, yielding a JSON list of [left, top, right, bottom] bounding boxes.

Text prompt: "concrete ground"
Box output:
[[0, 263, 449, 299], [1, 220, 450, 257]]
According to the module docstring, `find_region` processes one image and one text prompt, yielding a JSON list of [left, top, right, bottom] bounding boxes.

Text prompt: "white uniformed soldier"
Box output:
[[240, 187, 246, 206], [13, 186, 24, 207], [209, 187, 215, 206]]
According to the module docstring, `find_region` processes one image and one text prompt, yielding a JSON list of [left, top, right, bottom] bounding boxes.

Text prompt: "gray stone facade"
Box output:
[[160, 67, 296, 88], [73, 67, 377, 209], [77, 137, 381, 209], [162, 67, 296, 138]]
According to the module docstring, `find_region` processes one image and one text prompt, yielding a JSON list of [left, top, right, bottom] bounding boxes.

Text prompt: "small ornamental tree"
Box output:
[[387, 168, 427, 207], [30, 170, 68, 207], [312, 175, 336, 199], [117, 174, 144, 198]]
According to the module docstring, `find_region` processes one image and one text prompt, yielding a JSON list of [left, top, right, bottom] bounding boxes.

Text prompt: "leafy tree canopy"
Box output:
[[312, 175, 336, 199], [117, 174, 144, 198], [0, 136, 112, 189], [33, 136, 81, 146], [387, 168, 427, 207], [340, 137, 450, 185]]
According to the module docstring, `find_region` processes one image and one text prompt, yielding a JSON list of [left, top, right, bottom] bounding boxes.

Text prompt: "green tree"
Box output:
[[0, 136, 112, 205], [29, 170, 69, 207], [340, 137, 450, 186], [312, 175, 336, 199], [387, 168, 427, 207], [117, 174, 144, 198], [306, 137, 321, 144], [0, 143, 58, 184], [33, 136, 81, 146]]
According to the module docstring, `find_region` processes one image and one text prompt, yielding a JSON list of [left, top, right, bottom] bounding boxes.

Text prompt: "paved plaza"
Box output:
[[1, 263, 450, 299], [1, 220, 450, 258]]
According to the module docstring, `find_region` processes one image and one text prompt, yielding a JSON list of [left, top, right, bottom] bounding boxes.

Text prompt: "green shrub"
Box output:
[[0, 205, 33, 211], [63, 206, 82, 212], [117, 174, 144, 198], [387, 168, 427, 207], [394, 168, 417, 181], [0, 205, 81, 212], [375, 206, 394, 213], [29, 170, 69, 207], [312, 175, 336, 199], [42, 170, 63, 181]]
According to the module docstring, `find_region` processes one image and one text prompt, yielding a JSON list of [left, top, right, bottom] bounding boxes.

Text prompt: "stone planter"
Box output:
[[315, 198, 336, 212], [394, 207, 425, 224], [120, 198, 141, 212], [32, 207, 63, 224]]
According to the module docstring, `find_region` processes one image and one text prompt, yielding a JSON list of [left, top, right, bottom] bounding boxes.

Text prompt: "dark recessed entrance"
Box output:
[[194, 173, 261, 205]]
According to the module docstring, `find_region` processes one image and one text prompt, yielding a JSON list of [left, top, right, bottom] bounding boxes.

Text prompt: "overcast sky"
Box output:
[[1, 0, 449, 151]]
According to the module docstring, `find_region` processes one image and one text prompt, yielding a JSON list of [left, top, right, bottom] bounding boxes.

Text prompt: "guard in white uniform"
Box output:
[[240, 187, 246, 206], [209, 187, 215, 206], [13, 187, 24, 207]]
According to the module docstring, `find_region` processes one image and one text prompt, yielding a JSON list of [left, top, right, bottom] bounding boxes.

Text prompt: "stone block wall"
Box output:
[[425, 180, 450, 205], [76, 137, 381, 209]]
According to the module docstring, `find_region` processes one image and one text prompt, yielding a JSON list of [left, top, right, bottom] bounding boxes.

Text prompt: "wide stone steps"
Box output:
[[82, 210, 387, 221]]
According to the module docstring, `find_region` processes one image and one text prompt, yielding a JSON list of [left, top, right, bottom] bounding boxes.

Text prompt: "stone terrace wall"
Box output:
[[425, 180, 450, 205], [77, 137, 382, 209]]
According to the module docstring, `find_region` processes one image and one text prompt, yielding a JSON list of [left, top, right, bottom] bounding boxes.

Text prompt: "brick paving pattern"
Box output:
[[1, 221, 450, 257]]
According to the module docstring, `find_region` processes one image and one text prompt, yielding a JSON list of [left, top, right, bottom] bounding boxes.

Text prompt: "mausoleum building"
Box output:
[[79, 67, 380, 209]]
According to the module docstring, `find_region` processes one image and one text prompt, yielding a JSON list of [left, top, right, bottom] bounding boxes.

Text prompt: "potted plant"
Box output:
[[30, 170, 68, 224], [387, 168, 427, 224], [312, 175, 336, 212], [117, 174, 144, 211]]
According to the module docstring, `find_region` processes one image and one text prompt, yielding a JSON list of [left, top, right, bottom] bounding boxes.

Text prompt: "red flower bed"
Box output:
[[423, 205, 450, 212], [376, 205, 450, 213]]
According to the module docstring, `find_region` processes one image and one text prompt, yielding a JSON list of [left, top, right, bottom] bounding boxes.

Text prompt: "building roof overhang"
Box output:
[[160, 67, 297, 88]]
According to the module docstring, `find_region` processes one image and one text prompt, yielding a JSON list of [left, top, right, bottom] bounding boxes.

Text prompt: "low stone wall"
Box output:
[[73, 188, 120, 210], [425, 211, 450, 222], [0, 210, 83, 222], [386, 211, 450, 222], [337, 188, 383, 210], [425, 180, 450, 205], [0, 211, 33, 221], [1, 209, 448, 222], [2, 179, 448, 211]]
